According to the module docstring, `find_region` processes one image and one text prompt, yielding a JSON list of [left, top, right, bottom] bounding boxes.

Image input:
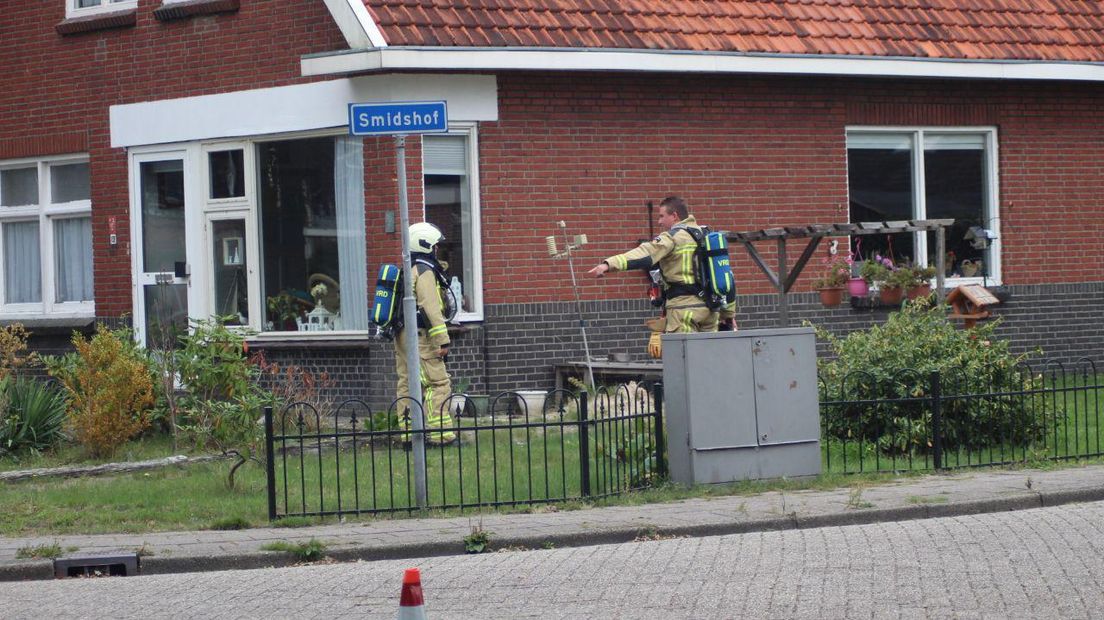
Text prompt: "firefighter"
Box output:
[[588, 196, 737, 356], [395, 222, 456, 446]]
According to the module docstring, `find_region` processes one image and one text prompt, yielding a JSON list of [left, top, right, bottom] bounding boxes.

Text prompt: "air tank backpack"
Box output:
[[370, 260, 458, 341], [673, 225, 735, 311], [370, 264, 403, 340]]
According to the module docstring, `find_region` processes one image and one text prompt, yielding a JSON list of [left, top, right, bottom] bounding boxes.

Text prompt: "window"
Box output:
[[257, 136, 367, 332], [847, 129, 1000, 284], [0, 156, 94, 316], [67, 0, 136, 19], [423, 128, 483, 319]]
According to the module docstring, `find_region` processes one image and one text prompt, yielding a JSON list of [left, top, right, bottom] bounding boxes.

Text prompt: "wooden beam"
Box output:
[[739, 240, 780, 289], [784, 235, 825, 293]]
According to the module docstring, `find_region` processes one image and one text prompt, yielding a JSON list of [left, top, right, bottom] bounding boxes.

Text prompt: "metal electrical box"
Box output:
[[662, 327, 820, 484]]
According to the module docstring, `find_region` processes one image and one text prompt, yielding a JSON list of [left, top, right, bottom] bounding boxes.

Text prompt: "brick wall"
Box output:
[[1, 0, 346, 316]]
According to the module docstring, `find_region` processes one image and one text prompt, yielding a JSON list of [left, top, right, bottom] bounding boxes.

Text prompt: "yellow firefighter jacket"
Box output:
[[603, 216, 737, 319], [413, 259, 451, 348]]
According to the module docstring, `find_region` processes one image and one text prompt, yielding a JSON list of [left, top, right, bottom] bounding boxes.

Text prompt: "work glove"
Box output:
[[647, 332, 663, 359], [718, 318, 736, 332]]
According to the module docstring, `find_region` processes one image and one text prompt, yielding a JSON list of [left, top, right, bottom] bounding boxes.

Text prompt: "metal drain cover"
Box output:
[[53, 552, 140, 578]]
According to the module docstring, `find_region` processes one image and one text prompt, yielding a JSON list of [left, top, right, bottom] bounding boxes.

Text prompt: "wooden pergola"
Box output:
[[728, 219, 954, 327]]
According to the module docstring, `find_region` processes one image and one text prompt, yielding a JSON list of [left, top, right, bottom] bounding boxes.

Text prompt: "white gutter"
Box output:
[[302, 46, 1104, 83]]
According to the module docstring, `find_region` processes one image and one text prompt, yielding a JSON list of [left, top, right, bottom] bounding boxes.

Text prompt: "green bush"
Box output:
[[0, 379, 68, 455], [814, 299, 1043, 455], [175, 317, 269, 487]]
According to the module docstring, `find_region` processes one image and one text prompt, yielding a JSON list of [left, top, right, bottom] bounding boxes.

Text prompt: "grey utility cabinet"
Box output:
[[662, 327, 820, 484]]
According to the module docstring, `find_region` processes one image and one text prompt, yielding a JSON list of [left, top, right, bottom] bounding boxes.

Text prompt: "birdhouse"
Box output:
[[946, 284, 1000, 328]]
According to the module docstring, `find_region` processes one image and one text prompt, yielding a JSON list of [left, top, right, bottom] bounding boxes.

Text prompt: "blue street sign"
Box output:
[[348, 101, 448, 136]]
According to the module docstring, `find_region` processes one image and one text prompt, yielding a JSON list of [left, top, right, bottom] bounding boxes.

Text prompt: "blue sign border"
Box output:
[[348, 100, 449, 136]]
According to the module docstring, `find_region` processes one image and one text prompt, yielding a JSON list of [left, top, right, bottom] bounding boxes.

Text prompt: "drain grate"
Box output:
[[53, 553, 140, 578]]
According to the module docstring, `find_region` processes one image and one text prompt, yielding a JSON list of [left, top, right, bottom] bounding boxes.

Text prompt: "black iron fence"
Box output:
[[264, 384, 665, 519], [821, 359, 1104, 473]]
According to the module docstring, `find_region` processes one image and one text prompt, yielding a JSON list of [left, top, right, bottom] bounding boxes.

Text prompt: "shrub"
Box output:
[[46, 326, 154, 458], [251, 350, 335, 431], [814, 299, 1043, 455], [0, 378, 68, 455], [175, 317, 269, 487]]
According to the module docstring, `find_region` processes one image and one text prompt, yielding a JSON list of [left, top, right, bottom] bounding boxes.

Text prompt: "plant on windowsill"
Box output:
[[811, 254, 851, 308], [266, 292, 301, 331]]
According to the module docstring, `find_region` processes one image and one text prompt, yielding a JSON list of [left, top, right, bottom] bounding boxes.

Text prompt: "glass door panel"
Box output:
[[135, 154, 189, 346], [210, 218, 249, 325]]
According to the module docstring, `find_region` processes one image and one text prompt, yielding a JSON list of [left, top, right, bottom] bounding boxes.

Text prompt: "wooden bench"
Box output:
[[554, 360, 664, 391]]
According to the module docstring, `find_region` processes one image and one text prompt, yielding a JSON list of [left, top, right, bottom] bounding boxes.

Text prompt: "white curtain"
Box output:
[[4, 221, 41, 303], [54, 217, 93, 302], [334, 136, 367, 330]]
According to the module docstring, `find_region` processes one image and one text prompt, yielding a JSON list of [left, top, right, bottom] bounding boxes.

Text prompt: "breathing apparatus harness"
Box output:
[[649, 224, 733, 312], [370, 252, 457, 341]]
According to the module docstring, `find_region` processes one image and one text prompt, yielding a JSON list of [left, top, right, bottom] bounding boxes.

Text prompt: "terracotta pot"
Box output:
[[817, 287, 845, 308], [847, 277, 869, 297], [879, 286, 904, 305], [906, 284, 932, 300]]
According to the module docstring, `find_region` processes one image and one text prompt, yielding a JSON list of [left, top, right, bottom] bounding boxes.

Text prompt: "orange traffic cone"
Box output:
[[398, 568, 427, 619]]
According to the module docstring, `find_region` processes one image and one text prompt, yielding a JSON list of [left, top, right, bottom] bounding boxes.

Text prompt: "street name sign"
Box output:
[[348, 101, 448, 136]]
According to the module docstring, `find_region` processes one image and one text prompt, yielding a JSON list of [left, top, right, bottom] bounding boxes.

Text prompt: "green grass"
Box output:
[[270, 418, 652, 516], [0, 434, 185, 473], [259, 539, 328, 562], [15, 542, 65, 559]]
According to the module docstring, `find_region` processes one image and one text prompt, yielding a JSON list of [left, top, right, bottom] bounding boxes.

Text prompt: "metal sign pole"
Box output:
[[396, 135, 427, 508]]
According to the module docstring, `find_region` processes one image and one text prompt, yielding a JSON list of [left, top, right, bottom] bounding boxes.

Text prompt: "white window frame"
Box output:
[[0, 154, 94, 318], [66, 0, 137, 20], [846, 126, 1001, 286], [130, 129, 380, 343], [421, 124, 484, 322]]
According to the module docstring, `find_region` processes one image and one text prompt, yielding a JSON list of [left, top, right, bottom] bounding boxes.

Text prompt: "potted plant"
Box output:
[[812, 254, 851, 308], [858, 255, 892, 293], [906, 265, 937, 300], [881, 265, 914, 305]]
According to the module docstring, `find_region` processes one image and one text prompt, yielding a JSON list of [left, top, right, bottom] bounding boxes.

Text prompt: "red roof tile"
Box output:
[[363, 0, 1104, 62]]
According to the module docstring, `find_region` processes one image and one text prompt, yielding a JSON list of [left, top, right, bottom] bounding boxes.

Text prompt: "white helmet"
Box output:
[[409, 222, 444, 252]]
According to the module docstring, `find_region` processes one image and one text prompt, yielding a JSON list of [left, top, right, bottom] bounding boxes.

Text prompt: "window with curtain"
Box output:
[[847, 129, 999, 282], [423, 130, 482, 319], [256, 136, 367, 332], [0, 156, 94, 315]]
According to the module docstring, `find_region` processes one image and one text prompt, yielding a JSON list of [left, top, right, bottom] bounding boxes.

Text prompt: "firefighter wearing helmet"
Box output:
[[396, 221, 457, 446]]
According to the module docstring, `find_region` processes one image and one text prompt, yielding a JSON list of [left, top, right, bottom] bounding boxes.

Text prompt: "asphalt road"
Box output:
[[3, 501, 1103, 619]]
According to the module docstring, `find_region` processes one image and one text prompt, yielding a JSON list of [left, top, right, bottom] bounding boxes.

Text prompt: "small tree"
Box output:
[[175, 317, 269, 488]]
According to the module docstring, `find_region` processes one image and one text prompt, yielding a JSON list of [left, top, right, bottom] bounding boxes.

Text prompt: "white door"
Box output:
[[130, 150, 195, 346]]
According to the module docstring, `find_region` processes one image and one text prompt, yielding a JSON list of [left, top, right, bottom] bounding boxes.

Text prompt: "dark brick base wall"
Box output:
[[15, 283, 1101, 411]]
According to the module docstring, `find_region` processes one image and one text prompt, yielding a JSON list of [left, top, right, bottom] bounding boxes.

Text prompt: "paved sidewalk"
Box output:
[[2, 463, 1103, 582]]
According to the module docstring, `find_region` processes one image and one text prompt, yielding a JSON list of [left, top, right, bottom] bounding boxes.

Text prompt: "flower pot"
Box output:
[[514, 390, 548, 418], [817, 287, 845, 308], [879, 286, 904, 305], [906, 284, 932, 300], [847, 277, 869, 297]]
